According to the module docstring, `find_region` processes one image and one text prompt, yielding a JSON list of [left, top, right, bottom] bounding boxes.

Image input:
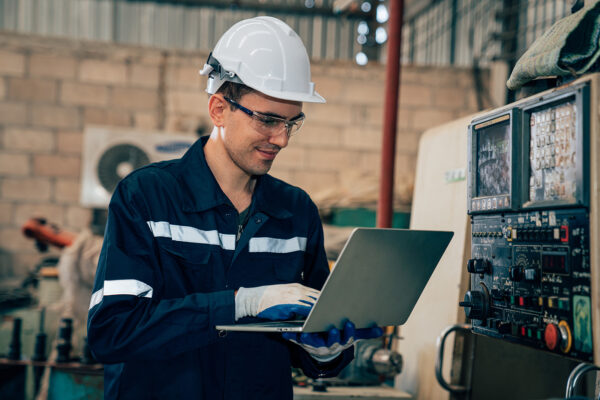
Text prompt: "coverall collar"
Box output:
[[180, 136, 292, 219]]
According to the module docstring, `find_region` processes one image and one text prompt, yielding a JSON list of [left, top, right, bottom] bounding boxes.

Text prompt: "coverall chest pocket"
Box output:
[[243, 252, 305, 286], [158, 243, 217, 293]]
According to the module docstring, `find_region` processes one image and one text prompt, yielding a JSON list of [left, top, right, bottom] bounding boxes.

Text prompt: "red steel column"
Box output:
[[376, 0, 404, 228]]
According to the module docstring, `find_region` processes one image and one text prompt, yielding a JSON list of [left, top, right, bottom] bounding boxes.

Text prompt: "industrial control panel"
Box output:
[[460, 81, 594, 362]]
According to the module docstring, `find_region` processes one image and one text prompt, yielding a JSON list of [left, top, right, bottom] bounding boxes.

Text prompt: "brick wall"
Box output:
[[0, 32, 489, 278]]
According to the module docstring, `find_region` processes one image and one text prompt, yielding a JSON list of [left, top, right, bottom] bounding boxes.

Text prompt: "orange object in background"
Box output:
[[328, 260, 335, 270], [22, 218, 76, 249]]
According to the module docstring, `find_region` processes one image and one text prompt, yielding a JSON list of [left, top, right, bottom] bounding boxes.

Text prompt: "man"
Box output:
[[87, 16, 381, 399]]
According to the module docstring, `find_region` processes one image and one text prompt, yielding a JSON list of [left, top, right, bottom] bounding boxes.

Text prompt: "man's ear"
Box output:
[[208, 94, 227, 127]]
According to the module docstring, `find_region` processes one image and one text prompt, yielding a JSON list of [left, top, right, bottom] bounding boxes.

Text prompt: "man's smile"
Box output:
[[256, 146, 280, 160]]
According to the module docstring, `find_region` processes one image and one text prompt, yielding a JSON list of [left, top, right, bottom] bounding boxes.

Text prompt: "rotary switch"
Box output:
[[524, 268, 537, 281], [459, 290, 490, 321], [467, 258, 491, 274]]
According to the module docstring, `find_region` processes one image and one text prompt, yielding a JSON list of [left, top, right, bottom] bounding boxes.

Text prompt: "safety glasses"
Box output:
[[224, 96, 305, 138]]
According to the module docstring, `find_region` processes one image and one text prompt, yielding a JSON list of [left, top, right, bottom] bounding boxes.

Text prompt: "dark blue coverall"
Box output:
[[87, 136, 353, 399]]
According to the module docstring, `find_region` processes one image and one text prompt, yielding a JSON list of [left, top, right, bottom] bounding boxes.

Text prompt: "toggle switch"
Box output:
[[524, 268, 537, 281]]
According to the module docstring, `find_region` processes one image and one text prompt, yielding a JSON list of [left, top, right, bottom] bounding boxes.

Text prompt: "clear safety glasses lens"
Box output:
[[224, 96, 305, 138], [251, 112, 305, 138]]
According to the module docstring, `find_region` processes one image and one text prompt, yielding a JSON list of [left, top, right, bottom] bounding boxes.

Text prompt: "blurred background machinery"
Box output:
[[0, 220, 103, 400]]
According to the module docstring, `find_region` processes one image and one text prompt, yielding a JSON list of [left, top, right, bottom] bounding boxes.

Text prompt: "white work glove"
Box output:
[[235, 283, 320, 321], [283, 321, 383, 362]]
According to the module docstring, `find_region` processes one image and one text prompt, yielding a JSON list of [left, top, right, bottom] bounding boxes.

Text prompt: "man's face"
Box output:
[[220, 91, 303, 176]]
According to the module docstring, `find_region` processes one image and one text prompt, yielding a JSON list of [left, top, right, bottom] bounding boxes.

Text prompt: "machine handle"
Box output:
[[565, 362, 600, 398], [435, 323, 471, 394]]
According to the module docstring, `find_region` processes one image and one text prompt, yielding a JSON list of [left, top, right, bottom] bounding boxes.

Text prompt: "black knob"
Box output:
[[467, 258, 491, 274], [467, 259, 475, 272], [498, 321, 511, 334], [509, 266, 524, 281], [459, 290, 489, 320]]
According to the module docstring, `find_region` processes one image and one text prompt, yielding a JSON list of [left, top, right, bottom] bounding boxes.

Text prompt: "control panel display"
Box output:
[[468, 112, 517, 214], [542, 252, 568, 274], [528, 100, 579, 204], [477, 120, 511, 198], [462, 82, 591, 363]]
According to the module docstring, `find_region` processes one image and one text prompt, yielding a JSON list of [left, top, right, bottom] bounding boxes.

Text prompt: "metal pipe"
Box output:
[[376, 0, 404, 228], [449, 0, 458, 65]]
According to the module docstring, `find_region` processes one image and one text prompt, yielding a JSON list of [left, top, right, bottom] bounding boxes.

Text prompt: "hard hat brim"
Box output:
[[200, 66, 327, 103], [259, 89, 326, 104]]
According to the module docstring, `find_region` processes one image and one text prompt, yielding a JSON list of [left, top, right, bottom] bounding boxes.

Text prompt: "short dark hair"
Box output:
[[216, 81, 255, 109]]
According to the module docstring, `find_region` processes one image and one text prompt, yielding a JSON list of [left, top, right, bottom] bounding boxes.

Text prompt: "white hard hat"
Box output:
[[199, 16, 325, 103]]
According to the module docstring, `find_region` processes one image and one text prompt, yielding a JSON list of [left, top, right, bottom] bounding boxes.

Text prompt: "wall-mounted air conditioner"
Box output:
[[80, 126, 197, 208]]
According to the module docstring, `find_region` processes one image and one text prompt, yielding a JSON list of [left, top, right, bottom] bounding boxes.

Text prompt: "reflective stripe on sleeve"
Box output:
[[146, 221, 236, 250], [248, 237, 307, 253], [89, 288, 104, 310], [89, 279, 153, 310]]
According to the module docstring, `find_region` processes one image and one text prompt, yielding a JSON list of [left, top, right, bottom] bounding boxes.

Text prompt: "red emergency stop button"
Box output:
[[544, 324, 559, 350]]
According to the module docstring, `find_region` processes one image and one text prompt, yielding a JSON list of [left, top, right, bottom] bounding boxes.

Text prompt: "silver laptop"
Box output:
[[216, 228, 453, 333]]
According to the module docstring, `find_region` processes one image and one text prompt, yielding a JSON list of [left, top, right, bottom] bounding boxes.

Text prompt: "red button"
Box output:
[[520, 326, 526, 337], [519, 296, 525, 306], [544, 324, 559, 350], [560, 225, 569, 242]]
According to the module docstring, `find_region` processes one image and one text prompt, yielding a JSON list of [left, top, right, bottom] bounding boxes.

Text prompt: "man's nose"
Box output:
[[268, 129, 289, 148]]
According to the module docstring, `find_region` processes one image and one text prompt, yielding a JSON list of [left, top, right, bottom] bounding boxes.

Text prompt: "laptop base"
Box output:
[[216, 320, 305, 332]]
